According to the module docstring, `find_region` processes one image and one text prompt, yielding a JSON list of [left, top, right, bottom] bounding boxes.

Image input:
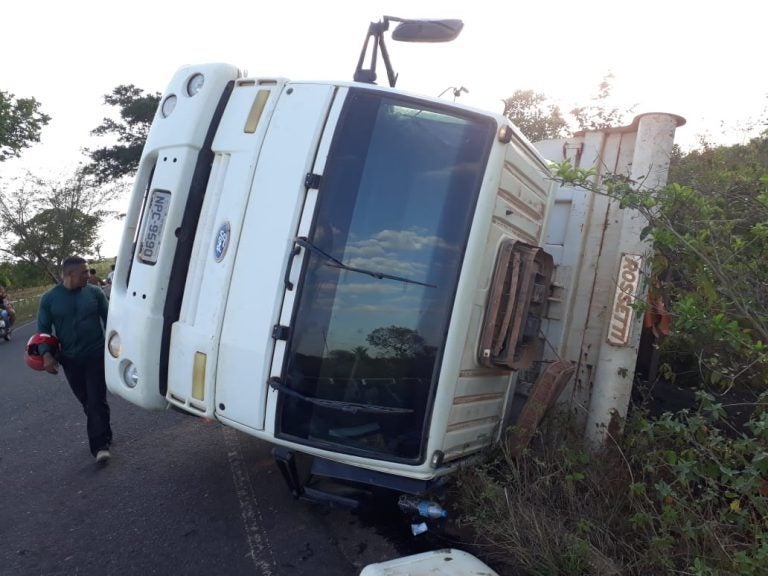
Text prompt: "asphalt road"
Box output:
[[0, 322, 412, 576]]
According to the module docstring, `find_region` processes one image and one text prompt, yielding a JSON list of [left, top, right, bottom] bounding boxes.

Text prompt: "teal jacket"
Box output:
[[37, 283, 109, 359]]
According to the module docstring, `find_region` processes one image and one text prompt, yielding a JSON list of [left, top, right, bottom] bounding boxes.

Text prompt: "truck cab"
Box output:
[[105, 62, 555, 491]]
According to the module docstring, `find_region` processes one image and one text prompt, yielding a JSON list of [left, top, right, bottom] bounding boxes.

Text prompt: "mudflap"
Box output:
[[506, 359, 576, 457]]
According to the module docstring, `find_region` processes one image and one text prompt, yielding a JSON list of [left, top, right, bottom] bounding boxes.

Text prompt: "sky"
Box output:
[[2, 0, 766, 256]]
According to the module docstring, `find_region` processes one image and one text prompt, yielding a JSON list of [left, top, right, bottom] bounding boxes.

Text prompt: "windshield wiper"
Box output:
[[269, 378, 414, 414], [295, 236, 436, 288]]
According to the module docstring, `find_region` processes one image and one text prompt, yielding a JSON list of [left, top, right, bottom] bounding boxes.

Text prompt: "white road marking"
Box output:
[[222, 426, 275, 575]]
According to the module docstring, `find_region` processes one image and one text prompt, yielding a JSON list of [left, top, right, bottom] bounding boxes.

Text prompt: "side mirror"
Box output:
[[391, 19, 463, 43], [353, 16, 463, 88]]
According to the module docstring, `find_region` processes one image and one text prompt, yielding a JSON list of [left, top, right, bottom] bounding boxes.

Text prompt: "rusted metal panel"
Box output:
[[477, 241, 554, 371], [507, 360, 576, 458]]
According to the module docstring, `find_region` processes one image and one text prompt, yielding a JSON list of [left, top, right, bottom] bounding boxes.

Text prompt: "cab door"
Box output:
[[212, 83, 338, 431]]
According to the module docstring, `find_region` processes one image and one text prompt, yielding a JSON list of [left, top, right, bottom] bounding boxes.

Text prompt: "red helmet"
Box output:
[[25, 333, 60, 371]]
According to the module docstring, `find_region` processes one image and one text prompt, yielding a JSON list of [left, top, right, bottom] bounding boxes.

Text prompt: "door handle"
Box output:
[[283, 241, 303, 290]]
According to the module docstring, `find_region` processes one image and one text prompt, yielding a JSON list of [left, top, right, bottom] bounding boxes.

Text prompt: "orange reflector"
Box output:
[[192, 352, 207, 401], [244, 90, 270, 133]]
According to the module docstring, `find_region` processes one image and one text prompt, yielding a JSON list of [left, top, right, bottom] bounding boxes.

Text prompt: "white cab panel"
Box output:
[[214, 83, 337, 431], [166, 80, 287, 415]]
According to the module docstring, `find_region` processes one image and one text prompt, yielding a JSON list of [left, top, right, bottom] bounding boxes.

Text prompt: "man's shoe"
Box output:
[[95, 449, 112, 464]]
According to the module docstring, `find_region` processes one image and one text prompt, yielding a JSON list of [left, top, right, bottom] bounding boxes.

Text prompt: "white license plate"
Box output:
[[138, 190, 171, 264]]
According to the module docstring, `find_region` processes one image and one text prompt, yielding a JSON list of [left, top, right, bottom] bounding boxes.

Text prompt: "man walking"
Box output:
[[37, 256, 113, 463]]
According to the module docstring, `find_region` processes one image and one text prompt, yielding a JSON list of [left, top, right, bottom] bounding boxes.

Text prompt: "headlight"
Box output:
[[161, 94, 177, 117], [107, 332, 122, 358], [186, 73, 205, 96], [122, 361, 139, 388]]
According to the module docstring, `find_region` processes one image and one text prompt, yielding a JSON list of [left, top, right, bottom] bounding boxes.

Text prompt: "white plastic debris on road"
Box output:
[[359, 548, 499, 575]]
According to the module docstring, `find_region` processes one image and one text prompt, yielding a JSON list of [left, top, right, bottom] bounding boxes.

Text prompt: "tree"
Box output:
[[366, 325, 429, 359], [0, 90, 50, 161], [0, 171, 120, 281], [569, 73, 630, 131], [502, 74, 634, 142], [352, 346, 370, 360], [83, 84, 160, 184], [502, 90, 568, 142]]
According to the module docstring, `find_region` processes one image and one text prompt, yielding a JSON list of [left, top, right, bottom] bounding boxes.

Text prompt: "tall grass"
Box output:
[[454, 419, 628, 576], [8, 286, 50, 323]]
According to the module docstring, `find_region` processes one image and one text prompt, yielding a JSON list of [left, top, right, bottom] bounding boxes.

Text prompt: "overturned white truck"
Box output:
[[104, 19, 683, 501]]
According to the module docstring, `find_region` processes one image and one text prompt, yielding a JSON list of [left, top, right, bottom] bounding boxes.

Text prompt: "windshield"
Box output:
[[276, 89, 495, 462]]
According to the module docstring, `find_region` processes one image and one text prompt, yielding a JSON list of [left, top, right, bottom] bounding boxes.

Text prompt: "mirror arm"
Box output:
[[353, 23, 377, 84], [353, 17, 400, 86], [353, 32, 371, 81], [378, 34, 398, 88]]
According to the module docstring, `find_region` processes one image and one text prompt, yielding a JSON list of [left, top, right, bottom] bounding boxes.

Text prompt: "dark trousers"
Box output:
[[60, 352, 112, 456]]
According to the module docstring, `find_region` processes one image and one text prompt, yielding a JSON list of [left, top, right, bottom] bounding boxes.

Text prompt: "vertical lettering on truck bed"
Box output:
[[607, 253, 643, 346]]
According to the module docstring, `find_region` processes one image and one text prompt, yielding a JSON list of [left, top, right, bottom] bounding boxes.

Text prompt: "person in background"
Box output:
[[0, 285, 15, 340], [102, 276, 112, 301], [37, 256, 113, 463], [88, 268, 103, 286], [105, 264, 115, 284]]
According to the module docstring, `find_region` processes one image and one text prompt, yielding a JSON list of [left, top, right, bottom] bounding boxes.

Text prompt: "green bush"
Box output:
[[623, 392, 768, 575], [0, 260, 48, 289], [455, 396, 768, 575]]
